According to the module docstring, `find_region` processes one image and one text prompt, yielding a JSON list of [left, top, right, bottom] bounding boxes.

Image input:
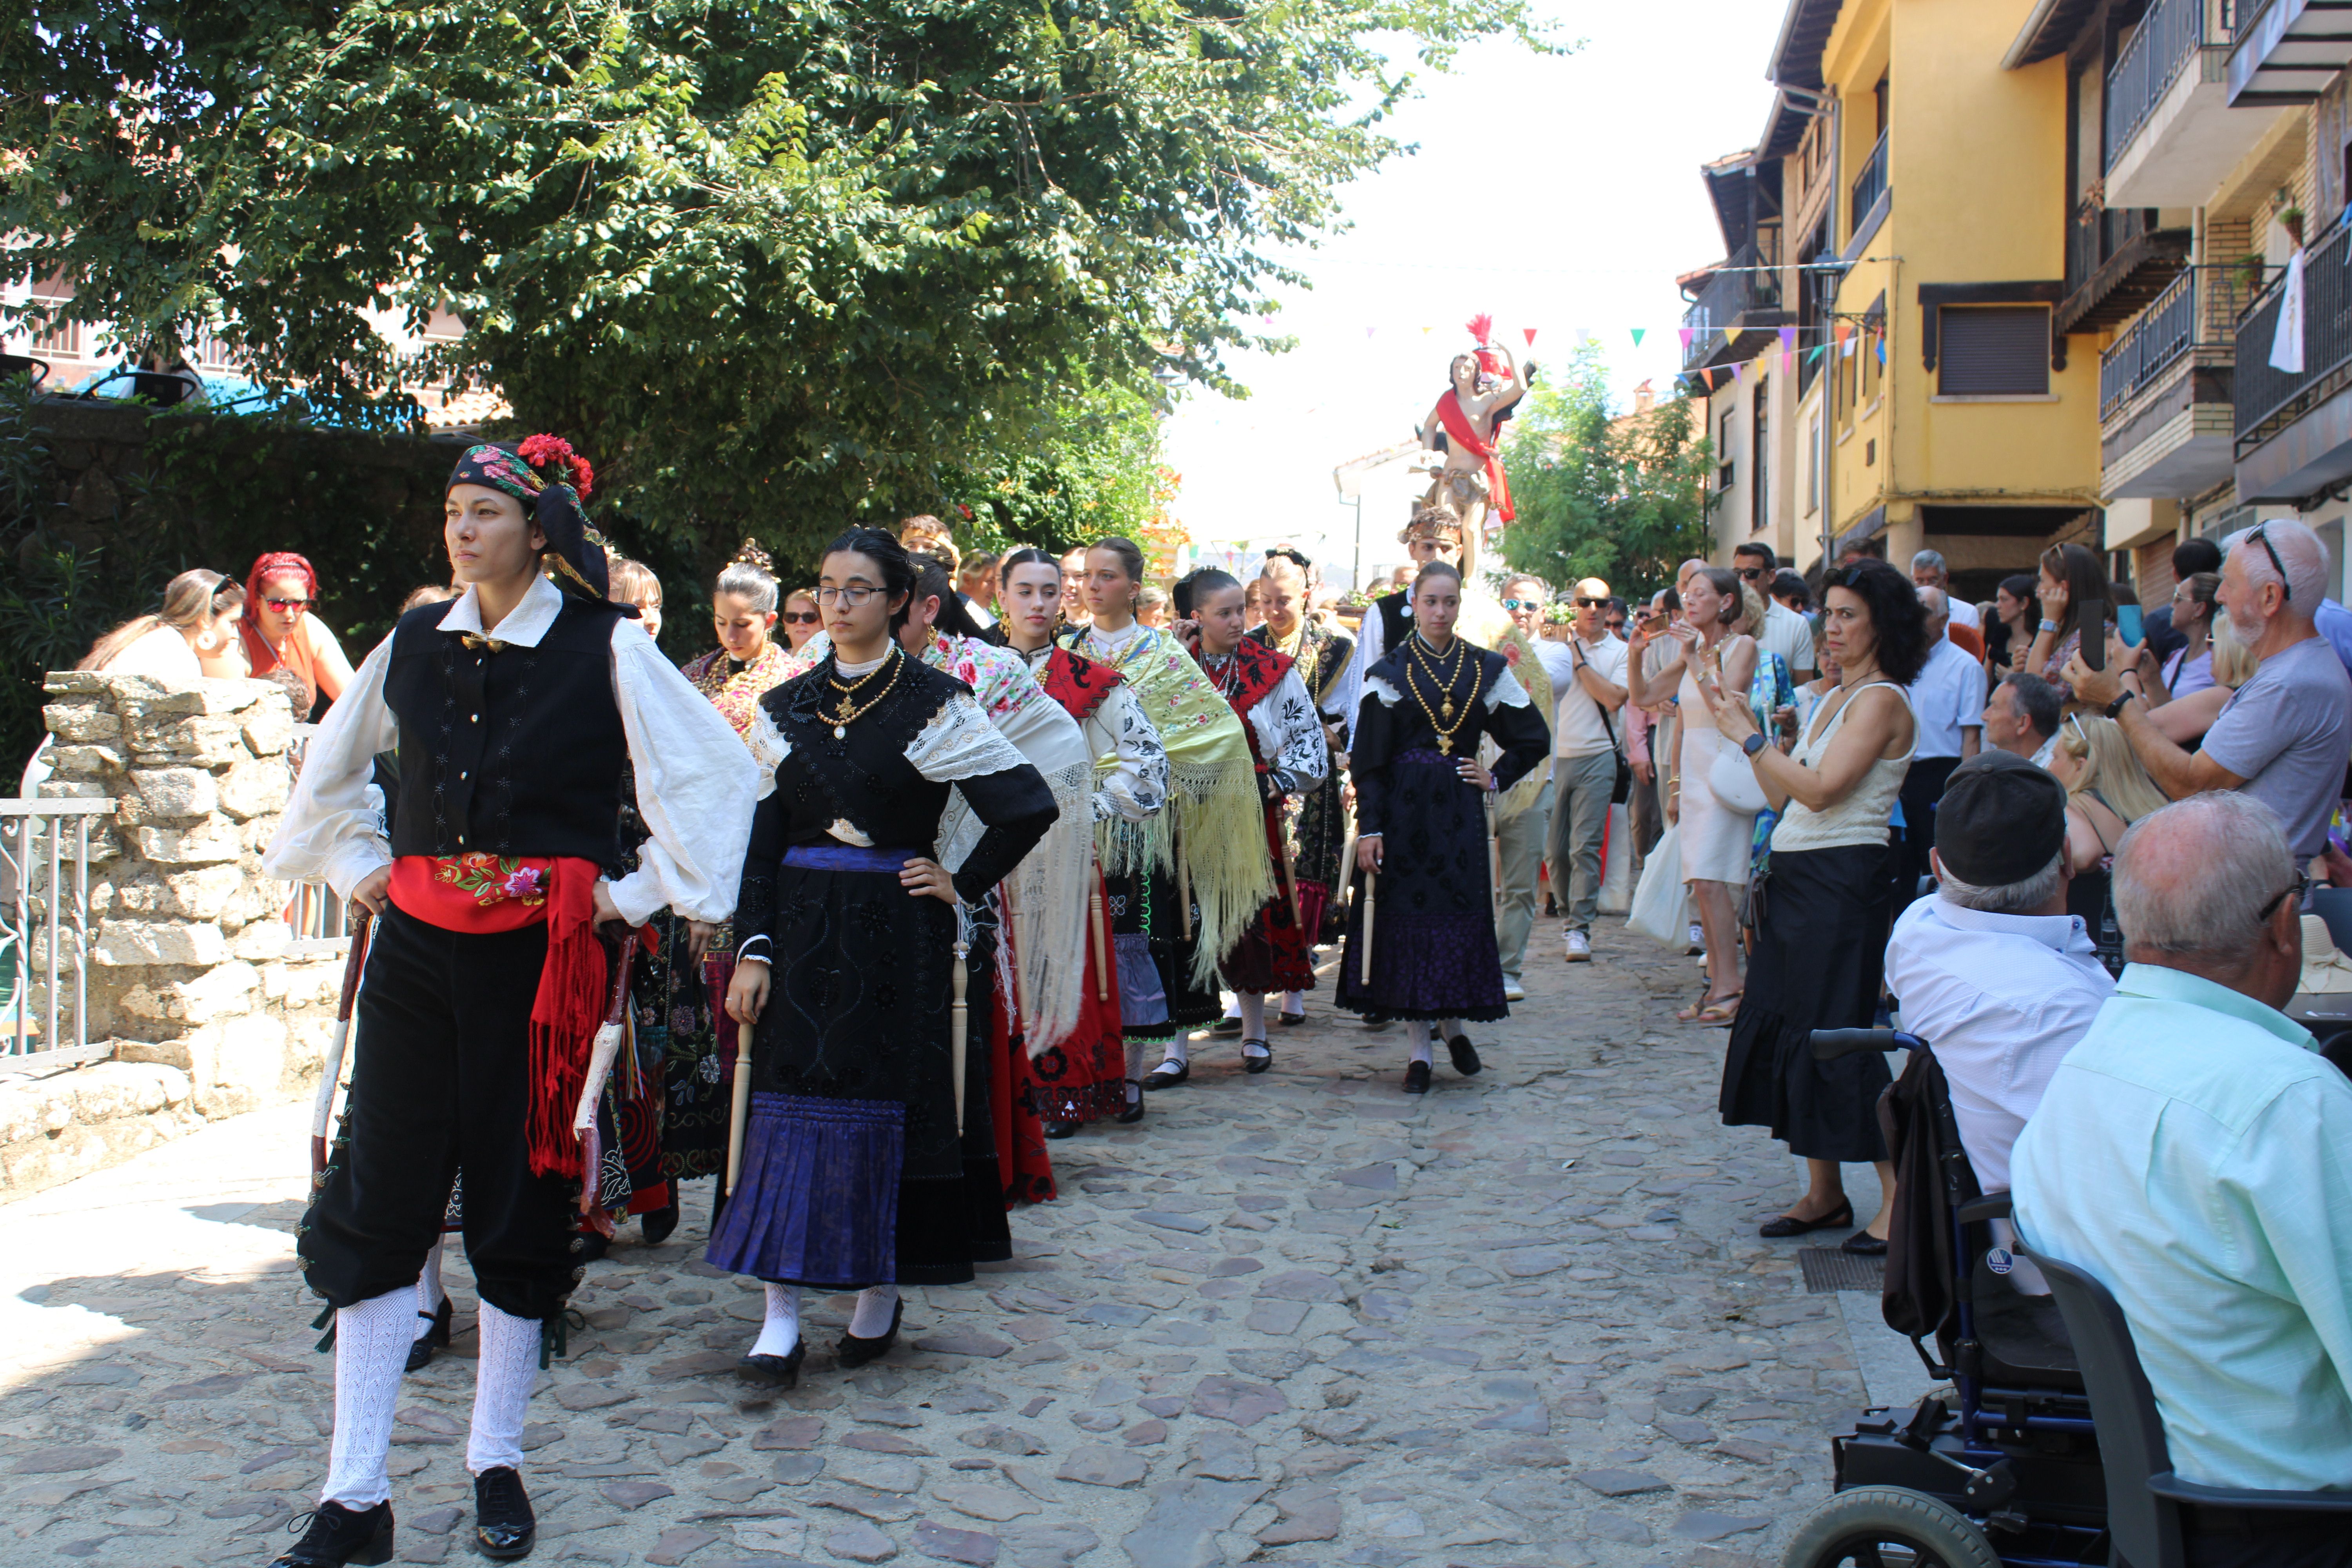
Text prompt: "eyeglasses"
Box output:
[[2249, 524, 2291, 602], [1575, 596, 1610, 609], [782, 610, 820, 624], [263, 597, 313, 612], [814, 585, 881, 607], [2257, 870, 2312, 923]]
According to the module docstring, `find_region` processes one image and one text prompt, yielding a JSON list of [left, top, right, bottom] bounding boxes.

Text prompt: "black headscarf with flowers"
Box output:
[[447, 435, 633, 614]]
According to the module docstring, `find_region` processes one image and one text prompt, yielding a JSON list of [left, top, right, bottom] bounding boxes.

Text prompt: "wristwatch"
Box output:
[[2105, 690, 2137, 719], [1742, 732, 1769, 758], [2039, 619, 2062, 633]]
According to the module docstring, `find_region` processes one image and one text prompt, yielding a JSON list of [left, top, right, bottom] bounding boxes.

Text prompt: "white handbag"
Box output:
[[1707, 743, 1769, 816], [1627, 824, 1686, 947]]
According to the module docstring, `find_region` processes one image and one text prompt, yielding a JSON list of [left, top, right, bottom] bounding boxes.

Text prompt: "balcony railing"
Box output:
[[1681, 242, 1782, 372], [2106, 0, 2227, 171], [2235, 218, 2352, 448], [1850, 130, 1888, 234], [2099, 265, 2251, 417]]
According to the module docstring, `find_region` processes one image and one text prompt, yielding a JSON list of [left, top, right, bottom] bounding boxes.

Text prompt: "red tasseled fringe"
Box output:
[[527, 858, 610, 1180]]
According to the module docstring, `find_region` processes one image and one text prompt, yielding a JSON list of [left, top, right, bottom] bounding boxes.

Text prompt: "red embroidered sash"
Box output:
[[389, 853, 614, 1181], [1428, 390, 1516, 523], [1041, 645, 1125, 723]]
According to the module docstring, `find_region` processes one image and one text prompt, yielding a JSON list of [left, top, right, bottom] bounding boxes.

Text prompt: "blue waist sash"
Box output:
[[782, 843, 925, 874]]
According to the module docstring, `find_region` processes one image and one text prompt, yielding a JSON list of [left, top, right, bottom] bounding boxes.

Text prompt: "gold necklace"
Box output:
[[1402, 633, 1479, 755], [825, 646, 903, 738]]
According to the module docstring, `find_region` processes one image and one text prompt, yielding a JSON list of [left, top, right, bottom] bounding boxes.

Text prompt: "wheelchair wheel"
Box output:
[[1780, 1486, 2003, 1568]]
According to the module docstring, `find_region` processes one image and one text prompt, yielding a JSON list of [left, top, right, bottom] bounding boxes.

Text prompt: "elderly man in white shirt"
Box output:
[[1912, 549, 1981, 632], [1898, 586, 1985, 899]]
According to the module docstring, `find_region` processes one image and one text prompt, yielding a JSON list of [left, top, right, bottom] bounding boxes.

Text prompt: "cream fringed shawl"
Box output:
[[1063, 624, 1271, 990]]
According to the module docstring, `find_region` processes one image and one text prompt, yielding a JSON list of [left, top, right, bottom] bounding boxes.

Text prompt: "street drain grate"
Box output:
[[1798, 1247, 1886, 1294]]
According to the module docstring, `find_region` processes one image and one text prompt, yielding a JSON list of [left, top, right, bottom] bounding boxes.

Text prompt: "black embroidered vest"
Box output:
[[382, 594, 629, 865], [1375, 590, 1412, 655]]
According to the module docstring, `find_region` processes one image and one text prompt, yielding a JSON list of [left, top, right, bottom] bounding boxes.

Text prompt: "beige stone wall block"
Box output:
[[99, 873, 165, 916], [175, 961, 259, 1025], [185, 1013, 290, 1117], [2, 1105, 205, 1197], [143, 713, 256, 767], [232, 918, 291, 962], [216, 758, 289, 821], [131, 767, 218, 820], [94, 918, 229, 968], [47, 744, 126, 776], [122, 677, 268, 719], [116, 1035, 194, 1070], [241, 699, 294, 757], [42, 671, 112, 697], [43, 703, 123, 745], [133, 821, 243, 864], [162, 863, 244, 920], [36, 779, 108, 801]]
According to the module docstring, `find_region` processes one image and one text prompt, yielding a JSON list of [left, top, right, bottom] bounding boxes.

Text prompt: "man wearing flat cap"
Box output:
[[1881, 751, 2114, 1195]]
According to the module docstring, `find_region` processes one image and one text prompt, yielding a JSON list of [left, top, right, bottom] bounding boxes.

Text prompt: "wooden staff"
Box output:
[[1089, 881, 1110, 1003], [1176, 818, 1194, 941], [951, 933, 971, 1137], [574, 935, 639, 1219], [999, 878, 1034, 1025], [1486, 789, 1502, 917], [1357, 870, 1377, 991], [724, 964, 755, 1199], [309, 908, 376, 1176]]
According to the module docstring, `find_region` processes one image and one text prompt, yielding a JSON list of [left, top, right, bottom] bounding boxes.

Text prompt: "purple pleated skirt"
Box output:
[[706, 1092, 905, 1288]]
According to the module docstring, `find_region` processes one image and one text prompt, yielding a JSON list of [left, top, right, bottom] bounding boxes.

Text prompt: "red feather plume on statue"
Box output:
[[1465, 312, 1506, 378]]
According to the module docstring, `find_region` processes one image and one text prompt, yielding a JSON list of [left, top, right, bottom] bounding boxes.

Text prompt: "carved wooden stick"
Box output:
[[309, 908, 375, 1176]]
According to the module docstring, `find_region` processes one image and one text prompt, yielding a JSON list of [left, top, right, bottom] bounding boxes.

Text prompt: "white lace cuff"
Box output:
[[906, 691, 1032, 782]]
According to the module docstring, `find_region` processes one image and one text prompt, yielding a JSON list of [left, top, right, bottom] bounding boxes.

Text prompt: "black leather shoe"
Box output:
[[1114, 1085, 1147, 1125], [737, 1337, 806, 1387], [404, 1295, 452, 1374], [1209, 1014, 1243, 1036], [1758, 1200, 1854, 1239], [272, 1501, 393, 1566], [1402, 1060, 1432, 1095], [836, 1298, 904, 1369], [1277, 1006, 1306, 1027], [1840, 1229, 1889, 1257], [1446, 1035, 1482, 1076], [639, 1198, 680, 1246], [1141, 1059, 1190, 1090], [1042, 1120, 1078, 1140], [1241, 1040, 1272, 1074], [472, 1466, 535, 1560]]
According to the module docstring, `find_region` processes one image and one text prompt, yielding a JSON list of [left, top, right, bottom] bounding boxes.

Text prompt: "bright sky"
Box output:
[[1163, 0, 1784, 589]]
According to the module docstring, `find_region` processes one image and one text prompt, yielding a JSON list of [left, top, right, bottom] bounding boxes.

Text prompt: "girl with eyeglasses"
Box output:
[[239, 551, 354, 720]]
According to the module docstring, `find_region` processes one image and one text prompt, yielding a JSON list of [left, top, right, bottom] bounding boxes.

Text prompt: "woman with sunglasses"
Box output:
[[779, 588, 823, 653], [239, 552, 354, 720]]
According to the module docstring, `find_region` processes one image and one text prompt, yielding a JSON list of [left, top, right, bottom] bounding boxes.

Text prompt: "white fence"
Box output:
[[0, 797, 114, 1071]]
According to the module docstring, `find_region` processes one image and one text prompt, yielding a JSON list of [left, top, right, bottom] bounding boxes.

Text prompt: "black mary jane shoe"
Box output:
[[272, 1500, 394, 1567], [472, 1466, 535, 1561], [403, 1296, 453, 1374], [1140, 1059, 1190, 1091], [1114, 1085, 1147, 1125], [1446, 1034, 1482, 1076], [1401, 1060, 1432, 1096], [1241, 1040, 1272, 1075], [1042, 1120, 1079, 1140], [835, 1298, 905, 1370], [639, 1199, 681, 1247], [1209, 1014, 1244, 1036], [1840, 1229, 1890, 1257], [1277, 1007, 1306, 1027], [737, 1337, 807, 1388], [1757, 1200, 1854, 1240]]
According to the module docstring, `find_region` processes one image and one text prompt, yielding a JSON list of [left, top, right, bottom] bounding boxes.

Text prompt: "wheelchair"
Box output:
[[1781, 1027, 2352, 1568]]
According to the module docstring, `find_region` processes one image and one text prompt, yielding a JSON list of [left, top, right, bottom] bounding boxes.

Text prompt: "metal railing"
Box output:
[[1681, 242, 1782, 371], [2067, 202, 2171, 302], [2, 798, 113, 1071], [2236, 219, 2352, 447], [1850, 130, 1888, 236], [2098, 265, 2250, 416], [2106, 0, 2229, 171]]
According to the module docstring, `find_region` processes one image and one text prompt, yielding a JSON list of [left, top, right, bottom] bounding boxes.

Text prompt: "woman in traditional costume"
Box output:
[[1056, 539, 1270, 1090], [681, 541, 800, 728], [263, 437, 757, 1566], [1185, 570, 1327, 1071], [1000, 547, 1171, 1134], [1247, 554, 1354, 955], [1335, 562, 1548, 1094], [711, 530, 1056, 1385]]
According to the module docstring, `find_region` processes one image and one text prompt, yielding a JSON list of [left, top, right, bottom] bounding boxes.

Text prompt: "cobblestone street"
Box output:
[[3, 917, 1922, 1568]]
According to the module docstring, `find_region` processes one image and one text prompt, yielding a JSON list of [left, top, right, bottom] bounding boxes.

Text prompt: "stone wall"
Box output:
[[2, 670, 345, 1196]]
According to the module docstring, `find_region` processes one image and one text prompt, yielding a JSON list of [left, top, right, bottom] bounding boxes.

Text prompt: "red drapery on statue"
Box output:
[[1428, 390, 1515, 524]]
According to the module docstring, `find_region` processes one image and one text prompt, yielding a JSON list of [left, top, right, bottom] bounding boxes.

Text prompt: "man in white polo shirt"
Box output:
[[1539, 578, 1630, 962]]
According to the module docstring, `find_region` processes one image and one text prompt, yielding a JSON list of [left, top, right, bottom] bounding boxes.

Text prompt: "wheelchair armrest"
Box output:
[[2149, 1473, 2352, 1513], [1811, 1029, 1927, 1061], [1955, 1192, 2012, 1226]]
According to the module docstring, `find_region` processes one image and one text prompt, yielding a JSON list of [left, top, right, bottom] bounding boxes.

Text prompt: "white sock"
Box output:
[[1124, 1039, 1152, 1081], [1220, 994, 1241, 1022], [466, 1300, 540, 1476], [1238, 995, 1269, 1057], [1406, 1018, 1434, 1067], [849, 1283, 900, 1338], [1439, 1017, 1462, 1041], [1161, 1036, 1190, 1069], [320, 1287, 413, 1508], [1281, 991, 1303, 1017], [750, 1283, 801, 1358], [412, 1237, 446, 1341], [1124, 1079, 1142, 1106]]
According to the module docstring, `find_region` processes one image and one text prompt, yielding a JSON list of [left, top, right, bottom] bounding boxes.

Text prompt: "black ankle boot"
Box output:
[[639, 1198, 680, 1246], [404, 1296, 453, 1374], [272, 1501, 393, 1566], [472, 1466, 535, 1560]]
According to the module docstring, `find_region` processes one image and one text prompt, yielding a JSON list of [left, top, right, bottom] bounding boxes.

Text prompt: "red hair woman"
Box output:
[[239, 551, 356, 719]]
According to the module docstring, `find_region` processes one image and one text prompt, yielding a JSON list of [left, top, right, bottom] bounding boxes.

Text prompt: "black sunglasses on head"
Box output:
[[2249, 524, 2291, 602]]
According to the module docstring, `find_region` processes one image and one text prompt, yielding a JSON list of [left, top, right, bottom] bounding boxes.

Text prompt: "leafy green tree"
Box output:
[[4, 0, 1550, 582], [1497, 346, 1713, 602]]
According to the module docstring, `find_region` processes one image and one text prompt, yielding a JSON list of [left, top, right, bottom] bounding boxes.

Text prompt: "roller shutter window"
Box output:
[[1940, 305, 2049, 396]]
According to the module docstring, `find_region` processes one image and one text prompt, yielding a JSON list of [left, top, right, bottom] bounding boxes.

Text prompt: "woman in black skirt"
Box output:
[[1335, 562, 1549, 1093], [1705, 559, 1924, 1254], [711, 529, 1057, 1383]]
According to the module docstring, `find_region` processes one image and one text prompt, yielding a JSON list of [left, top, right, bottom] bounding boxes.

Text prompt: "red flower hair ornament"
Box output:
[[516, 434, 595, 501]]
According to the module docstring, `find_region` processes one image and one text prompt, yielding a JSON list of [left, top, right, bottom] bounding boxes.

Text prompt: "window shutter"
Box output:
[[1939, 306, 2049, 396]]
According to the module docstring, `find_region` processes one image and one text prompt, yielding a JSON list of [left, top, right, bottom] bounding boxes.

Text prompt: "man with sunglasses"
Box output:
[[1527, 579, 1629, 965], [2066, 517, 2350, 862], [2014, 793, 2352, 1552], [1734, 543, 1815, 680]]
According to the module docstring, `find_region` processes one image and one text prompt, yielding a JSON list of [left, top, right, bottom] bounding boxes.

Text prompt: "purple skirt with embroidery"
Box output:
[[706, 1092, 904, 1288]]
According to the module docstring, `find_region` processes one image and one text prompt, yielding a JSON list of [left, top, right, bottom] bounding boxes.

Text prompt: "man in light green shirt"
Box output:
[[2014, 794, 2352, 1521]]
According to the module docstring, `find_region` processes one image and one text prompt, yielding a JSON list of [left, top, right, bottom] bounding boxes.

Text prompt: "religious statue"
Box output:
[[1416, 314, 1530, 569]]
